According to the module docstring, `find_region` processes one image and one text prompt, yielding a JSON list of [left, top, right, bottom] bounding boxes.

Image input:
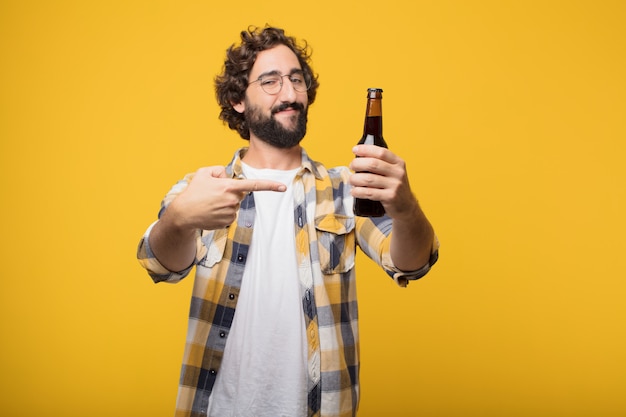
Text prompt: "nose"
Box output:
[[278, 75, 297, 102]]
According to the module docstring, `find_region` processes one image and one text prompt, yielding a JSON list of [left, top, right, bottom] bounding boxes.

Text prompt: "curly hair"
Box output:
[[215, 26, 320, 140]]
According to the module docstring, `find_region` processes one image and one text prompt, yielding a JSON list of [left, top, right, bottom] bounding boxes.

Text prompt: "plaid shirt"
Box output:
[[137, 148, 439, 417]]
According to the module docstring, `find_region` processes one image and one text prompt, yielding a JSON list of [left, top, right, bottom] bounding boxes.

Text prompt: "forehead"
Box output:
[[249, 44, 302, 78]]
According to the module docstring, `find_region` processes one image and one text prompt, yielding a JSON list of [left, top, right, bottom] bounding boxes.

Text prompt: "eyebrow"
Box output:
[[255, 68, 304, 79]]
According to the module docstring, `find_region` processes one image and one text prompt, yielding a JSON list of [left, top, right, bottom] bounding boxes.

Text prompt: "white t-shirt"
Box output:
[[207, 163, 308, 417]]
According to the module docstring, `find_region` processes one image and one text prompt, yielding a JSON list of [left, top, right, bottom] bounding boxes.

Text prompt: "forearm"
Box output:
[[148, 208, 198, 273], [389, 203, 435, 271]]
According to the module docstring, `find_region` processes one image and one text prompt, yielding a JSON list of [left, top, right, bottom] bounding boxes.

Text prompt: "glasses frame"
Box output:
[[248, 70, 311, 95]]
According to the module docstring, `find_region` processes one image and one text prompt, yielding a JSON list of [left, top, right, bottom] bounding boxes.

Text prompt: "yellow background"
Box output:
[[1, 0, 625, 416]]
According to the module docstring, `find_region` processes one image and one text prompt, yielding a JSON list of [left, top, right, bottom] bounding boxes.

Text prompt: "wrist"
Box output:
[[389, 198, 421, 222]]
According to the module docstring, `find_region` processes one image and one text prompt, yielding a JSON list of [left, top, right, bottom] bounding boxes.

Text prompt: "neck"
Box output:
[[242, 137, 302, 170]]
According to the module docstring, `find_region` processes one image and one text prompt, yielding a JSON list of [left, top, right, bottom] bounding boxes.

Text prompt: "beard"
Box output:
[[245, 100, 308, 149]]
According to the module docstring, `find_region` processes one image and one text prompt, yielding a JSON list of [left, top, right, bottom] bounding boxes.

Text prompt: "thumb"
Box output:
[[207, 165, 228, 179]]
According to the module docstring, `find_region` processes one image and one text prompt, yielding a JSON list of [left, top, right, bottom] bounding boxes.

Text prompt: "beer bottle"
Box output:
[[353, 88, 388, 217]]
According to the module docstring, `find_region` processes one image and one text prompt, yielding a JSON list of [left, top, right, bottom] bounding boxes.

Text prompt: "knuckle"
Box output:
[[367, 159, 379, 171], [196, 167, 212, 177]]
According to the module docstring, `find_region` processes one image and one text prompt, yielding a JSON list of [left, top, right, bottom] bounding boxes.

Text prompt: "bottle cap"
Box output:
[[367, 88, 383, 98]]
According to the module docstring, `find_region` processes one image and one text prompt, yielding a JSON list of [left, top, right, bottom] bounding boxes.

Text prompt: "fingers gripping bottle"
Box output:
[[353, 88, 388, 217]]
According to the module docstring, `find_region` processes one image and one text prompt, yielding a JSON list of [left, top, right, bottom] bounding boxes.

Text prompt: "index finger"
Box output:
[[352, 144, 397, 163], [230, 178, 287, 193]]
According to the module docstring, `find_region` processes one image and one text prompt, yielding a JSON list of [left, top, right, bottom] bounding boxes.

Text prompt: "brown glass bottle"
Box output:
[[353, 88, 388, 217]]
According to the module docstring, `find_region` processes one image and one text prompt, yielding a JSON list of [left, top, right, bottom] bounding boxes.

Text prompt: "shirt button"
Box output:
[[219, 331, 226, 338], [237, 254, 245, 262], [228, 293, 235, 300]]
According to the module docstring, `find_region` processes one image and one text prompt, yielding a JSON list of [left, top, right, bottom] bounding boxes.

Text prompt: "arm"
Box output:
[[148, 165, 287, 272], [349, 145, 436, 271], [388, 199, 435, 271]]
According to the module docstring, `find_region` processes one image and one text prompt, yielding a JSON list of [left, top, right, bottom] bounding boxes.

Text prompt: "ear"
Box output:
[[232, 101, 245, 114]]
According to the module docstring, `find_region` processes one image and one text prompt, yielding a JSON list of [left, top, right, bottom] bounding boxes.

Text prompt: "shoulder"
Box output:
[[304, 152, 351, 181], [326, 165, 351, 180]]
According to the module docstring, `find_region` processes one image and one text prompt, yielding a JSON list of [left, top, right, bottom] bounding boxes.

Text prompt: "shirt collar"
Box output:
[[228, 147, 324, 180]]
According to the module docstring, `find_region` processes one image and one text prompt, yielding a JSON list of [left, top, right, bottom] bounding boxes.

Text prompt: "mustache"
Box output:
[[272, 102, 305, 114]]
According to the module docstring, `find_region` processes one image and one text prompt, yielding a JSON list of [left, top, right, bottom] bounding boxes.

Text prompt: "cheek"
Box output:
[[246, 105, 269, 124], [297, 93, 308, 107], [255, 97, 278, 114]]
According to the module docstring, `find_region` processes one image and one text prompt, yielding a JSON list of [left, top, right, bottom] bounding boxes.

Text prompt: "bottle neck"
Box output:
[[363, 98, 383, 135]]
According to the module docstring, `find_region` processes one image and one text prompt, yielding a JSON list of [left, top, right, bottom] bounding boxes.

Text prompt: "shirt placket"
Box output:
[[293, 172, 322, 417]]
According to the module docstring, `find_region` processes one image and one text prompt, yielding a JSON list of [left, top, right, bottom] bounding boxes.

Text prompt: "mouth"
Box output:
[[272, 102, 304, 115]]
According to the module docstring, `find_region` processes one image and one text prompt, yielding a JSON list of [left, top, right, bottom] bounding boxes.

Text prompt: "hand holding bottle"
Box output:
[[350, 144, 420, 221]]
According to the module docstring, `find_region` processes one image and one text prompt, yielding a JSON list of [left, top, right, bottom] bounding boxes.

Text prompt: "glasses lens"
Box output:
[[289, 73, 310, 93], [260, 76, 282, 94], [258, 73, 311, 94]]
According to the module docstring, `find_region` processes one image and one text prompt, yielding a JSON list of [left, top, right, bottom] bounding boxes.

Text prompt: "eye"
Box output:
[[290, 74, 305, 85], [260, 76, 280, 87]]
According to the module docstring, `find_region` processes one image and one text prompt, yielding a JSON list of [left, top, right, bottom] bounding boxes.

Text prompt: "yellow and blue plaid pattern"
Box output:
[[137, 148, 439, 417]]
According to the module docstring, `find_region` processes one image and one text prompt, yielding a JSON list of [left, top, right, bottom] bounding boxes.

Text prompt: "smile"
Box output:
[[272, 102, 304, 115]]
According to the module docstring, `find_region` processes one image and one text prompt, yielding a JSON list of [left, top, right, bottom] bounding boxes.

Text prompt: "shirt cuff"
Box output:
[[383, 235, 440, 287], [136, 221, 198, 283]]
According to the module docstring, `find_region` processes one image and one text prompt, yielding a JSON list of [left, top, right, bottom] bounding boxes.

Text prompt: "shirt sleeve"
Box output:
[[355, 215, 439, 287], [379, 232, 440, 287]]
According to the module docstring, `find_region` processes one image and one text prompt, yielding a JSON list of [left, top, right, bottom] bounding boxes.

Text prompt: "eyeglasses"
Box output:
[[248, 71, 311, 95]]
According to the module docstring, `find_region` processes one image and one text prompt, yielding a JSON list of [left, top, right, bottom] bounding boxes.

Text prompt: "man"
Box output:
[[137, 26, 439, 417]]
